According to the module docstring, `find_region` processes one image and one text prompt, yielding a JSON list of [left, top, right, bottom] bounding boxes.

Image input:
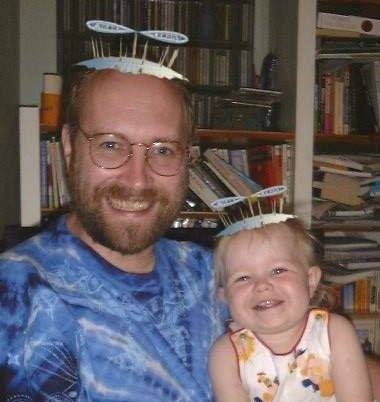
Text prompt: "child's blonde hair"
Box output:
[[214, 218, 331, 308]]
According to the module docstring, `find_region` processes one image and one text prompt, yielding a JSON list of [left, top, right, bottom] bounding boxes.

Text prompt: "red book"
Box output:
[[324, 72, 334, 135], [248, 145, 282, 189]]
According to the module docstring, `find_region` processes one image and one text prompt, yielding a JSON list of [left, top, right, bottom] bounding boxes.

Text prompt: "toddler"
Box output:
[[209, 218, 373, 402]]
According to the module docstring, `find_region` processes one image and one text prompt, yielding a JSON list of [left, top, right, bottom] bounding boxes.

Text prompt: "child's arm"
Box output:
[[365, 353, 380, 401], [208, 334, 250, 402], [330, 313, 373, 402]]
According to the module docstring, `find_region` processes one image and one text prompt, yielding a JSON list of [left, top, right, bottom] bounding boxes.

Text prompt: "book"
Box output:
[[323, 264, 377, 285], [361, 176, 380, 186], [323, 235, 379, 251], [203, 149, 260, 197], [191, 160, 231, 199], [316, 27, 362, 38], [336, 258, 380, 270], [40, 140, 49, 208], [312, 172, 362, 206], [228, 149, 249, 176], [54, 140, 70, 207], [48, 140, 60, 209], [188, 166, 220, 209], [314, 154, 366, 171], [19, 105, 41, 227], [361, 62, 380, 129], [325, 248, 380, 262], [315, 165, 372, 178], [319, 37, 380, 54], [351, 316, 380, 354], [317, 12, 380, 36], [248, 144, 283, 189]]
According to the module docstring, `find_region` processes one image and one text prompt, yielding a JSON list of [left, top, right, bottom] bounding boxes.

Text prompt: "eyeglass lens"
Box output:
[[89, 133, 185, 176]]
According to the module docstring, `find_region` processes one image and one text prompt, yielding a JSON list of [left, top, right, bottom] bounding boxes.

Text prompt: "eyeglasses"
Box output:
[[78, 128, 189, 176]]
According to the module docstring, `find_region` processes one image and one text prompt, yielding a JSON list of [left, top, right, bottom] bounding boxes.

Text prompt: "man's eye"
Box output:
[[99, 141, 122, 152], [153, 145, 175, 157], [271, 267, 286, 276]]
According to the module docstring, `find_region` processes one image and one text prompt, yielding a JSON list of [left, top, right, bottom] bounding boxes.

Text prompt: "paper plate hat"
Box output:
[[76, 20, 189, 81], [211, 185, 295, 237]]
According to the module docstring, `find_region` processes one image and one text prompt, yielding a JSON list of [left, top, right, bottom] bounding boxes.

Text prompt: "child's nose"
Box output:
[[254, 277, 272, 292]]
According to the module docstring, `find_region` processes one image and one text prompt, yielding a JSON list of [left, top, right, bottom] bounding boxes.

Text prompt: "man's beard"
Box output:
[[68, 164, 187, 255]]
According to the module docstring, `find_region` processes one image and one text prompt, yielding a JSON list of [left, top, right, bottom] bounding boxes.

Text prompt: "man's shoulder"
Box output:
[[0, 218, 66, 279]]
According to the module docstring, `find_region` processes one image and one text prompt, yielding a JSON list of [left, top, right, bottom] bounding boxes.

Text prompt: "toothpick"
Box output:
[[142, 40, 149, 63], [257, 199, 262, 216], [239, 207, 245, 220], [279, 197, 284, 213], [220, 213, 229, 227], [100, 37, 104, 58], [132, 32, 138, 58], [247, 196, 255, 217], [159, 46, 170, 66], [91, 37, 96, 58], [168, 48, 179, 68]]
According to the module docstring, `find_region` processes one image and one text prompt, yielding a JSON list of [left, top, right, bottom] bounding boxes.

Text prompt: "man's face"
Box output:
[[64, 72, 189, 255]]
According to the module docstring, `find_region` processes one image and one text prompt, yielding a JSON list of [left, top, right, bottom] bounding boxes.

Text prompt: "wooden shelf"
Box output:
[[196, 129, 294, 146], [313, 222, 380, 231], [319, 0, 380, 5], [315, 133, 380, 145]]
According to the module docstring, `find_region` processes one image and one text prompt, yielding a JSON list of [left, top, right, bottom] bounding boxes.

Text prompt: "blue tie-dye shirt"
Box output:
[[0, 216, 224, 401]]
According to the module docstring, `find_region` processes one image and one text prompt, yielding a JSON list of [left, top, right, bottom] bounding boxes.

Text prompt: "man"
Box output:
[[0, 70, 223, 401]]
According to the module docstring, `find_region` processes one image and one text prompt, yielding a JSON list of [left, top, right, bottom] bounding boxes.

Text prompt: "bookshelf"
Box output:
[[12, 2, 313, 239], [311, 0, 380, 354], [52, 1, 305, 222], [56, 0, 257, 129], [0, 1, 318, 238]]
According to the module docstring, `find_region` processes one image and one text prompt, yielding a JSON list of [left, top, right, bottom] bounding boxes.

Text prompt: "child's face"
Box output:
[[219, 224, 321, 338]]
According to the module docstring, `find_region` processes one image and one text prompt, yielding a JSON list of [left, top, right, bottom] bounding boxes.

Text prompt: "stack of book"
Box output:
[[312, 153, 380, 227], [321, 231, 380, 354], [315, 59, 380, 135], [212, 88, 282, 131], [189, 144, 294, 210], [351, 315, 380, 355], [189, 149, 262, 210], [323, 233, 380, 285], [40, 137, 70, 210]]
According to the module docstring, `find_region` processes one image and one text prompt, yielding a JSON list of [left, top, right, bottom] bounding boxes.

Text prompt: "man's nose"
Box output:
[[117, 146, 151, 187]]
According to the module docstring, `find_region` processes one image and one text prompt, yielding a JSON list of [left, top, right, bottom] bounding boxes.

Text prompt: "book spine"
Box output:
[[40, 140, 49, 209], [189, 167, 219, 209], [317, 12, 380, 36], [49, 139, 60, 210], [333, 71, 344, 135], [324, 73, 334, 135], [203, 149, 254, 196]]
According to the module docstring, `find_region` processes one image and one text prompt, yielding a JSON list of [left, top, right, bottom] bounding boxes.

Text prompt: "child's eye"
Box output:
[[235, 275, 250, 282], [271, 267, 287, 276]]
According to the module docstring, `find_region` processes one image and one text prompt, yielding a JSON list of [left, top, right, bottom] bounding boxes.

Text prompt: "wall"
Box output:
[[19, 0, 57, 104], [0, 0, 56, 237], [0, 0, 20, 236]]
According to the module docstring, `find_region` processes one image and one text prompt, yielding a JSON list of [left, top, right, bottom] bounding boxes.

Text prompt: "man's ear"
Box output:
[[308, 266, 322, 297], [61, 124, 73, 168]]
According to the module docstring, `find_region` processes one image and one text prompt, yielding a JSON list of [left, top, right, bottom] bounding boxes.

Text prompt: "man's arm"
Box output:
[[330, 313, 373, 402], [208, 334, 250, 402]]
